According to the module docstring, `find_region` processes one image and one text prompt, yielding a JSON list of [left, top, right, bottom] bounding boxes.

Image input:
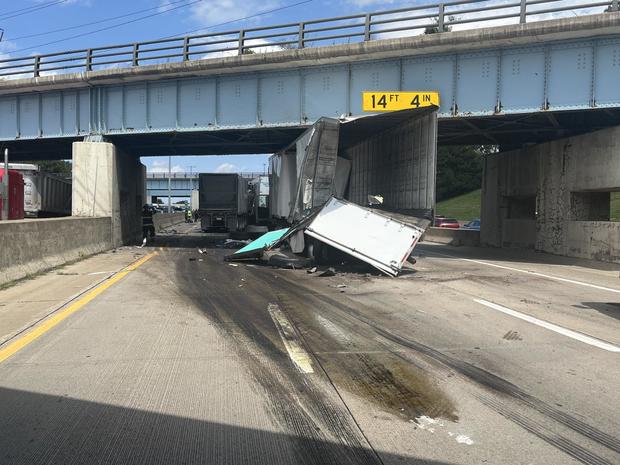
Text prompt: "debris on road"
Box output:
[[223, 196, 428, 276], [226, 228, 289, 261], [223, 238, 252, 249], [198, 248, 207, 254], [304, 197, 426, 276]]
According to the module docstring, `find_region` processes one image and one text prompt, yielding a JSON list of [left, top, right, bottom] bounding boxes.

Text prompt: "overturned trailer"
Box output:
[[227, 107, 439, 276], [269, 107, 437, 223]]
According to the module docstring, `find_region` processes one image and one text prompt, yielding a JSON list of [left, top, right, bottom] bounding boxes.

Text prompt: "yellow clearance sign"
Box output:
[[362, 91, 440, 112]]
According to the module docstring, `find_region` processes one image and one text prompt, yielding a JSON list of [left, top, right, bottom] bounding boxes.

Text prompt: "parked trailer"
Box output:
[[198, 173, 249, 232], [9, 164, 71, 217]]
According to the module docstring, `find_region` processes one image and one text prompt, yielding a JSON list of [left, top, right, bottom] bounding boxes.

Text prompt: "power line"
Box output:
[[0, 0, 65, 18], [159, 0, 314, 40], [5, 0, 206, 55], [7, 0, 192, 41], [0, 0, 69, 21], [5, 0, 313, 56]]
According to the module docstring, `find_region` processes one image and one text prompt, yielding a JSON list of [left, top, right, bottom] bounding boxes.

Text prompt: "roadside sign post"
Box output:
[[1, 148, 8, 221]]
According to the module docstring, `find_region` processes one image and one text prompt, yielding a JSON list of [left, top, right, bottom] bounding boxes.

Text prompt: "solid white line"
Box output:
[[474, 298, 620, 353], [268, 303, 314, 373], [428, 250, 620, 294]]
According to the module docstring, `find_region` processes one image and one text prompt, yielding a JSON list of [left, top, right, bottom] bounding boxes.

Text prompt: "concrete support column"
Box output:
[[72, 141, 145, 247]]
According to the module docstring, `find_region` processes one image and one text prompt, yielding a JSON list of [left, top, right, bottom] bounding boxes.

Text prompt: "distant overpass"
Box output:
[[1, 1, 620, 159], [146, 172, 263, 198]]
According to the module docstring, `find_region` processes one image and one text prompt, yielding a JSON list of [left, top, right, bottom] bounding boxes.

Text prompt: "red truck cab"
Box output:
[[0, 169, 25, 220]]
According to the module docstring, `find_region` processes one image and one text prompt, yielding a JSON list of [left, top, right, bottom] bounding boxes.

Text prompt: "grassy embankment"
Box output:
[[437, 190, 620, 221]]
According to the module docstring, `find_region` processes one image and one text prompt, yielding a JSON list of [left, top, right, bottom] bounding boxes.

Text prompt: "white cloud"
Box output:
[[346, 0, 399, 7], [190, 0, 282, 26], [369, 0, 609, 40], [215, 162, 238, 173], [149, 160, 184, 173]]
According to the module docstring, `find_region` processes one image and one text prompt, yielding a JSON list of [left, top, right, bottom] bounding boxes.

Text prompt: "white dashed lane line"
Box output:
[[474, 298, 620, 353], [268, 303, 315, 373]]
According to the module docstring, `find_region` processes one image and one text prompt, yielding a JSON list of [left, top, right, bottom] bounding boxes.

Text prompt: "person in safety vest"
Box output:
[[185, 209, 193, 223]]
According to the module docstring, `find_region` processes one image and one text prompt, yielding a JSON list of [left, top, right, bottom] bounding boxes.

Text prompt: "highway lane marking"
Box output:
[[427, 250, 620, 294], [0, 252, 158, 364], [474, 298, 620, 353], [268, 303, 314, 373]]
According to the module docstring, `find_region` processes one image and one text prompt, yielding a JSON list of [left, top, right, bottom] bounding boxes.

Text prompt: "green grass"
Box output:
[[612, 192, 620, 221], [436, 189, 481, 221], [436, 190, 619, 222]]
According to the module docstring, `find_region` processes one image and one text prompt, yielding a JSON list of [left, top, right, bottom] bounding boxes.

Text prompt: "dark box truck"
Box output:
[[199, 173, 249, 232]]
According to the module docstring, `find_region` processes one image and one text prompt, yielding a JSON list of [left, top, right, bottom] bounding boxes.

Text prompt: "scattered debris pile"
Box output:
[[225, 196, 428, 277]]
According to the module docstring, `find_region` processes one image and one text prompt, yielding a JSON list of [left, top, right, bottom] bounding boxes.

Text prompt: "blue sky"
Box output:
[[0, 0, 397, 174]]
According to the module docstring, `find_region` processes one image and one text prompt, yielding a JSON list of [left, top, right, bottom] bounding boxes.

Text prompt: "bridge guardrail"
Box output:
[[0, 0, 616, 79]]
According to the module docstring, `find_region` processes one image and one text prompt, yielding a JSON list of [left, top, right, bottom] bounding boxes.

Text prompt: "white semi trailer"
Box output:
[[9, 164, 71, 217]]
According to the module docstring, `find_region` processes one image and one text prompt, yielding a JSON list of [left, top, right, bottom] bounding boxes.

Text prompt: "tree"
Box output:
[[424, 15, 455, 34], [24, 160, 72, 175], [435, 146, 493, 201]]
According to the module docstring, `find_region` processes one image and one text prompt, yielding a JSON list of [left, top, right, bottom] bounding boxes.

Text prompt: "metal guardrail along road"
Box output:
[[0, 0, 617, 79]]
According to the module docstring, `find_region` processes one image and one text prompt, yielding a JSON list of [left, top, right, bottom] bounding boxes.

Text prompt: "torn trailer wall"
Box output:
[[342, 108, 437, 218], [269, 108, 438, 223]]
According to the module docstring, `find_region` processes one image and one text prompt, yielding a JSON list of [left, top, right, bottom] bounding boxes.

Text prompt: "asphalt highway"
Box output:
[[0, 225, 618, 465]]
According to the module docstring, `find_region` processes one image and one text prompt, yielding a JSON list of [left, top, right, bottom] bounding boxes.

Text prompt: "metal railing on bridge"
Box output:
[[0, 0, 617, 79]]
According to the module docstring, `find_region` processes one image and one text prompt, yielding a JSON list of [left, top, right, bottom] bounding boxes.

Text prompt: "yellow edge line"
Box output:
[[0, 251, 158, 364]]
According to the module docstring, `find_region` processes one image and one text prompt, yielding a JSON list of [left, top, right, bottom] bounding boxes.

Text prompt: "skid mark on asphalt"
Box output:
[[175, 254, 383, 465], [262, 281, 458, 422], [475, 299, 620, 353], [275, 279, 620, 457], [268, 303, 314, 374], [477, 394, 617, 465], [503, 330, 522, 341]]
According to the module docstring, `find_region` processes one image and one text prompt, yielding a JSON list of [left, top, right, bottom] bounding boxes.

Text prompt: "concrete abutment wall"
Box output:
[[482, 125, 620, 263], [72, 141, 145, 247]]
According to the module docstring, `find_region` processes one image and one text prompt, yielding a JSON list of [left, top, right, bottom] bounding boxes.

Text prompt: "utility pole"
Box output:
[[1, 148, 9, 221], [187, 165, 196, 190], [167, 155, 172, 214]]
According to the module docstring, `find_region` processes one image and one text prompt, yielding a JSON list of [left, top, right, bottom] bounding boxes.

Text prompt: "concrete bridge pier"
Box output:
[[481, 126, 620, 263], [72, 140, 145, 247]]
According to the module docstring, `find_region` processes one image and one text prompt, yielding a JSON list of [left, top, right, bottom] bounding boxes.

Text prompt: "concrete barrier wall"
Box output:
[[423, 227, 480, 247], [153, 213, 185, 232], [0, 217, 113, 286], [565, 221, 620, 262]]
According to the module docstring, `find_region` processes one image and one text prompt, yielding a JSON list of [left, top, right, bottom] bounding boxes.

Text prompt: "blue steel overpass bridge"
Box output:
[[0, 0, 619, 159]]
